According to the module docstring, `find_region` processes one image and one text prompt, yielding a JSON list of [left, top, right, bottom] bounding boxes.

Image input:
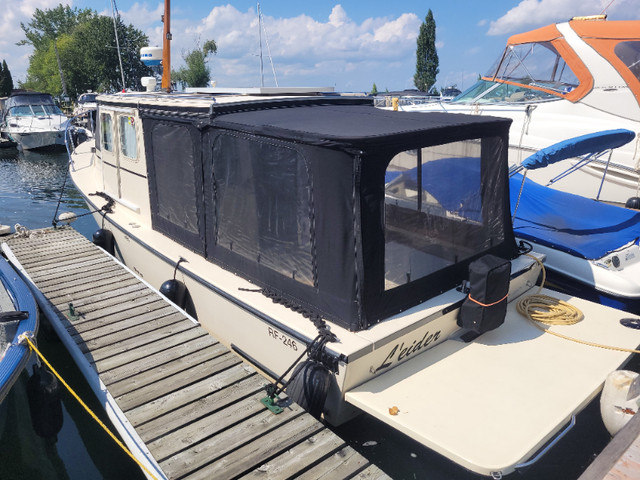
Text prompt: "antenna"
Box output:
[[110, 0, 126, 91], [258, 2, 264, 87]]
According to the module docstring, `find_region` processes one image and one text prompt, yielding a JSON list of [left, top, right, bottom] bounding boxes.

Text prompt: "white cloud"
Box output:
[[0, 0, 65, 83], [488, 0, 640, 35]]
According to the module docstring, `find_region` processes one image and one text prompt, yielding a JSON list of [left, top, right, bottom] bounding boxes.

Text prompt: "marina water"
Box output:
[[0, 147, 625, 479]]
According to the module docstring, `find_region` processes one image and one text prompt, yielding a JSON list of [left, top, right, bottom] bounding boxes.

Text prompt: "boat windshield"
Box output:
[[453, 41, 579, 104], [8, 104, 63, 116], [615, 41, 640, 82]]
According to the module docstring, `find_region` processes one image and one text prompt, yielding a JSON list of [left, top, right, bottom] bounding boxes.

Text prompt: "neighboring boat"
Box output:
[[69, 88, 640, 476], [509, 129, 640, 311], [0, 255, 38, 404], [393, 16, 640, 206], [1, 91, 71, 150], [72, 92, 98, 130]]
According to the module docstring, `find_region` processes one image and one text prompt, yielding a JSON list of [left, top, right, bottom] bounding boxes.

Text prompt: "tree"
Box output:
[[19, 4, 95, 97], [172, 39, 217, 89], [0, 60, 12, 97], [414, 9, 439, 92], [370, 83, 378, 95], [21, 10, 151, 99]]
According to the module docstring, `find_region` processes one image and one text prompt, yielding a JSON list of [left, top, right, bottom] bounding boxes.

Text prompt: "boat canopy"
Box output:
[[471, 19, 640, 106], [133, 97, 518, 330], [511, 173, 640, 259], [5, 92, 57, 108]]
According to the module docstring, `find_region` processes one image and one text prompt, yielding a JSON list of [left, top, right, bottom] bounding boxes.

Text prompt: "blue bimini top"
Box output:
[[510, 173, 640, 259]]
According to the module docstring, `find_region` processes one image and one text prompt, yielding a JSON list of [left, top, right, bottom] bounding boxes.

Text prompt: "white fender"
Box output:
[[600, 370, 640, 436]]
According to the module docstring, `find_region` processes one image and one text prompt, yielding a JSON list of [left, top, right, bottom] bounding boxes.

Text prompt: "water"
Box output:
[[0, 146, 632, 479]]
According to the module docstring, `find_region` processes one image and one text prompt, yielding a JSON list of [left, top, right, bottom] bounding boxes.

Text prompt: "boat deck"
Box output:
[[1, 226, 389, 480]]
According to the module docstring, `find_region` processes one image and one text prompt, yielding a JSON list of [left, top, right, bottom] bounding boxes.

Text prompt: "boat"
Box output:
[[392, 16, 640, 206], [72, 92, 98, 130], [509, 128, 640, 312], [1, 91, 72, 150], [68, 85, 640, 476], [0, 254, 38, 403]]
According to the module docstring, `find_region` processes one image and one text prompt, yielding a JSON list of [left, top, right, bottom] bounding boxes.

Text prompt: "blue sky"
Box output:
[[1, 0, 639, 93]]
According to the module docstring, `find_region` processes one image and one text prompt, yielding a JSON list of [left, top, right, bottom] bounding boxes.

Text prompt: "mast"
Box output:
[[110, 0, 126, 92], [161, 0, 172, 92]]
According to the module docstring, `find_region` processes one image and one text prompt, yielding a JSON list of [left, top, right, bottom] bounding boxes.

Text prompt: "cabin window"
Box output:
[[384, 140, 488, 290], [101, 113, 113, 152], [119, 115, 137, 159], [212, 133, 315, 287], [615, 41, 640, 82]]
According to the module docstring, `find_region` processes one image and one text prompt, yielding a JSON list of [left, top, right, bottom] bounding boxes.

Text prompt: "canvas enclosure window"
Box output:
[[212, 133, 315, 287], [147, 121, 204, 252], [384, 139, 494, 290]]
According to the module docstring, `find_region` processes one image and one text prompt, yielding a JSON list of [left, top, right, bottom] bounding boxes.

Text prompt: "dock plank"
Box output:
[[1, 226, 390, 480]]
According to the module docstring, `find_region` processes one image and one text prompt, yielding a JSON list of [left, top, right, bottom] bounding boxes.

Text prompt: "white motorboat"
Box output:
[[1, 91, 71, 150], [72, 92, 98, 130], [392, 16, 640, 206], [68, 87, 640, 476], [509, 129, 640, 312]]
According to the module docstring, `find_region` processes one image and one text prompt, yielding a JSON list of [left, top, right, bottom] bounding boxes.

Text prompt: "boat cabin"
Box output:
[[94, 96, 518, 331]]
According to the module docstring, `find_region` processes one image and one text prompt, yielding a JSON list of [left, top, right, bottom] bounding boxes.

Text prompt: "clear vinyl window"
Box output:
[[615, 41, 640, 82], [384, 140, 490, 290]]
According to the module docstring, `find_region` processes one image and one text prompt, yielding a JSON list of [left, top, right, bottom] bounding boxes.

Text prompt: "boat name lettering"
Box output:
[[267, 327, 299, 351], [376, 330, 441, 372]]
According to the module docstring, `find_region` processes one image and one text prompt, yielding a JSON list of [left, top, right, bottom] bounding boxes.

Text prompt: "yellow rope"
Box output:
[[516, 254, 640, 355], [18, 333, 160, 480]]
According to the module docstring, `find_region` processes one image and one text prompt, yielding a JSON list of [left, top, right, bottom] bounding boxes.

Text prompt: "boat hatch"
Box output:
[[137, 98, 518, 331], [345, 292, 640, 476]]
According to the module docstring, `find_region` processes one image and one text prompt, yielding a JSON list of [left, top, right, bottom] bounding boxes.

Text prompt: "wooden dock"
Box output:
[[578, 409, 640, 480], [1, 226, 389, 480]]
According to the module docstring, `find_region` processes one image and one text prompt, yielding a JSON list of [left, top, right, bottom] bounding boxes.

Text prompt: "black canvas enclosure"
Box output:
[[139, 97, 518, 331], [458, 255, 511, 335]]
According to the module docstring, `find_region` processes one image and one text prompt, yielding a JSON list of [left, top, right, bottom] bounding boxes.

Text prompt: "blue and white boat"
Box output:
[[510, 129, 640, 311], [0, 255, 38, 403]]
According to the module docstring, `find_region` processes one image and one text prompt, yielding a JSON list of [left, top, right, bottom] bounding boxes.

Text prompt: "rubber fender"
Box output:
[[92, 228, 115, 256], [625, 197, 640, 210], [286, 360, 332, 419], [160, 279, 187, 310], [26, 364, 63, 439]]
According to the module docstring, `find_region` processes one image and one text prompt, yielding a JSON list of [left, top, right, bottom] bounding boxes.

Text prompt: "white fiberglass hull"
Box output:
[[3, 116, 70, 150]]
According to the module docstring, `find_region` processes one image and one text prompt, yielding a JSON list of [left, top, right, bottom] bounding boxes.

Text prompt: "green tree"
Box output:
[[21, 10, 150, 99], [414, 9, 439, 92], [173, 39, 217, 89], [19, 4, 95, 97], [370, 82, 378, 95]]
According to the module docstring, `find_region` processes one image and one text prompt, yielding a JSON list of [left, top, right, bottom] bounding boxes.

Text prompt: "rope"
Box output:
[[468, 292, 508, 308], [18, 333, 160, 480], [516, 254, 640, 355]]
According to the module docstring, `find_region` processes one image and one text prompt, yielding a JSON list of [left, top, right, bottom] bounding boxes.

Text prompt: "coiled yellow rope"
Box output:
[[18, 333, 160, 480], [516, 254, 640, 355]]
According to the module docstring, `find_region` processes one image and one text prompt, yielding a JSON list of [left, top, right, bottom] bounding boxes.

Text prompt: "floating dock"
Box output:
[[1, 226, 389, 480]]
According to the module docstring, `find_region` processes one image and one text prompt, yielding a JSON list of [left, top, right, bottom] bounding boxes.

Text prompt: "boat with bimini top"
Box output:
[[391, 16, 640, 207], [67, 85, 640, 476]]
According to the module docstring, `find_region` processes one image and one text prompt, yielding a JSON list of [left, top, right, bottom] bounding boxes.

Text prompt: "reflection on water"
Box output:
[[0, 148, 97, 237]]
